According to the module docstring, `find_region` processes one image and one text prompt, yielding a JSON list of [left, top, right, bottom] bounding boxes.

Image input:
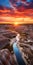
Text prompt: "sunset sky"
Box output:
[[0, 0, 33, 24]]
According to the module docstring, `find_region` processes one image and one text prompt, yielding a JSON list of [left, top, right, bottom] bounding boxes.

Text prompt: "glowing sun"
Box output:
[[14, 22, 19, 26]]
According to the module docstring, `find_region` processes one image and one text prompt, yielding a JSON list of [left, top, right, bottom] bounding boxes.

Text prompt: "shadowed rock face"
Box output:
[[0, 35, 9, 49], [0, 49, 18, 65]]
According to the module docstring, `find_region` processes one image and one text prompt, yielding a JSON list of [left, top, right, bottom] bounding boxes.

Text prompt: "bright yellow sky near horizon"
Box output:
[[0, 16, 33, 24]]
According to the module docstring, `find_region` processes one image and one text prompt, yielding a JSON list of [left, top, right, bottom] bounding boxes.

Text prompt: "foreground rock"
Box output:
[[18, 40, 33, 65], [0, 35, 10, 49]]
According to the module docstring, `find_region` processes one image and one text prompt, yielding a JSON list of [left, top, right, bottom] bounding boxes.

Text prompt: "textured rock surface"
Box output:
[[0, 24, 33, 65]]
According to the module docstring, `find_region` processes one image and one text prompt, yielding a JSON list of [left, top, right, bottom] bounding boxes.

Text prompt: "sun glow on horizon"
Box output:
[[14, 22, 19, 26], [0, 16, 33, 24]]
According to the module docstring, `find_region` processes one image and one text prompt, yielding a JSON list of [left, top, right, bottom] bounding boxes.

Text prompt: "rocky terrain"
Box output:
[[18, 40, 33, 65], [0, 24, 33, 65]]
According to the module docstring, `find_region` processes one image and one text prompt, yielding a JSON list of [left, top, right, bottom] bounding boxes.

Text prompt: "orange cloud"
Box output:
[[0, 9, 33, 24]]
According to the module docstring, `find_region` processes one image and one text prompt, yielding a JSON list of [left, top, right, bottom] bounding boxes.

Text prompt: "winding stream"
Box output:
[[13, 42, 26, 65]]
